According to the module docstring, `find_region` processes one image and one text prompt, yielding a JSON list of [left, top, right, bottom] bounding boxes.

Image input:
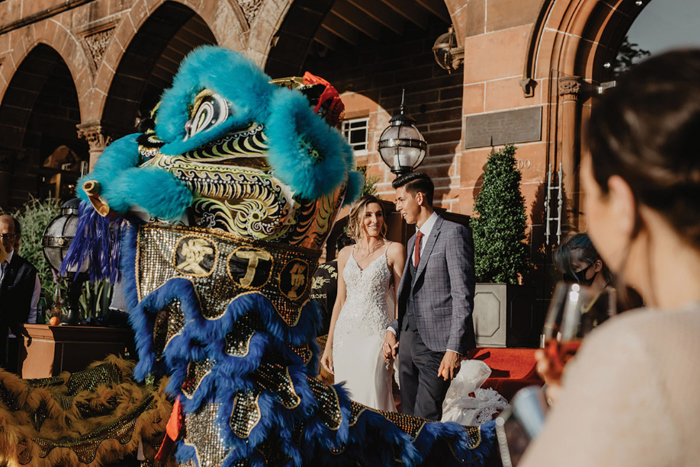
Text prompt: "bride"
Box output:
[[321, 195, 406, 411]]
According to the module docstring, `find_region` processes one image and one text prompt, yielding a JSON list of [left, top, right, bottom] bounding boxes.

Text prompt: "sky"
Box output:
[[627, 0, 700, 54]]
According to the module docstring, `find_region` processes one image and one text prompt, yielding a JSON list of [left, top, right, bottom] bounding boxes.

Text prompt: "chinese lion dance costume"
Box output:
[[0, 46, 495, 466]]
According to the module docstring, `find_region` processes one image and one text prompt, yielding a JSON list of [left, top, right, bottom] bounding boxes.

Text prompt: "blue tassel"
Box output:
[[60, 202, 127, 283]]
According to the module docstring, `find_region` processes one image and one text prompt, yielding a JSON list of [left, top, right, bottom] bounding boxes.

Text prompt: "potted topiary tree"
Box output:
[[470, 144, 537, 347]]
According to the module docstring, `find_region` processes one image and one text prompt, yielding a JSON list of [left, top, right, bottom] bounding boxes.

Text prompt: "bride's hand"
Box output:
[[320, 349, 334, 375]]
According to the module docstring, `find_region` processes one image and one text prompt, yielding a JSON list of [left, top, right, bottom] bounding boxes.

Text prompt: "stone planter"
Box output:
[[15, 324, 134, 379], [473, 283, 538, 348]]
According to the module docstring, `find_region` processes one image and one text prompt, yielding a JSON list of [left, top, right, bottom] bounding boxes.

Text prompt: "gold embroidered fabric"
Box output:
[[250, 362, 300, 409], [32, 395, 154, 464], [287, 342, 313, 365], [139, 123, 346, 249], [0, 357, 172, 467], [224, 311, 265, 357], [183, 403, 232, 467], [181, 359, 215, 399], [152, 299, 184, 358], [307, 377, 342, 430], [229, 390, 261, 439], [136, 224, 321, 325]]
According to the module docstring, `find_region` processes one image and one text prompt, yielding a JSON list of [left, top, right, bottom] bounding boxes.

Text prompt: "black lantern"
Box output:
[[42, 198, 87, 275], [432, 26, 464, 73], [377, 91, 427, 176], [42, 198, 87, 325]]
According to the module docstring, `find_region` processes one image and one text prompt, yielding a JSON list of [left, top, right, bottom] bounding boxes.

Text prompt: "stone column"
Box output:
[[558, 76, 581, 230], [76, 122, 114, 170]]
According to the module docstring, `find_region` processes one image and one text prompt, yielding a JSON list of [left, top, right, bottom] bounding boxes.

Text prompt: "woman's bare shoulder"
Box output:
[[337, 245, 354, 262], [386, 241, 406, 260]]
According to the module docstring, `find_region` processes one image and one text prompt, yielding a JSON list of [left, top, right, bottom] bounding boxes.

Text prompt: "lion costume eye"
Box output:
[[184, 90, 230, 141]]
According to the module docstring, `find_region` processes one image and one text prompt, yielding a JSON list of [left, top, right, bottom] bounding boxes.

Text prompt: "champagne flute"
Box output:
[[542, 283, 617, 377]]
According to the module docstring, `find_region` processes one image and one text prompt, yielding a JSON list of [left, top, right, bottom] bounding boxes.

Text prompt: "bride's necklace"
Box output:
[[356, 240, 385, 260]]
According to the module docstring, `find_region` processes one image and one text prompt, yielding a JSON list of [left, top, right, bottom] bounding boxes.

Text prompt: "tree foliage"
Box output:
[[470, 144, 528, 284], [358, 165, 380, 197], [614, 36, 651, 76]]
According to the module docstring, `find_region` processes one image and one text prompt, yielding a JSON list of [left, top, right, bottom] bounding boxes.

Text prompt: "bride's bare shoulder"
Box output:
[[337, 244, 354, 263], [386, 241, 406, 262]]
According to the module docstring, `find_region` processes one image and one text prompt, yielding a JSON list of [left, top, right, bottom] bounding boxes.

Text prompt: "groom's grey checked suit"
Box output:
[[390, 213, 476, 420]]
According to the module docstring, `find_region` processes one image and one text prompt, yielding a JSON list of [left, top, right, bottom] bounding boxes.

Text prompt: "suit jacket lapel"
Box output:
[[1, 254, 18, 290], [413, 215, 443, 285]]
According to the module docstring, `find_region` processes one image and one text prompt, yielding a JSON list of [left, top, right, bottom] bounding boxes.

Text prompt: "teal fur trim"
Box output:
[[343, 170, 364, 206], [77, 134, 192, 220], [265, 87, 353, 199], [77, 133, 140, 205], [157, 46, 274, 156]]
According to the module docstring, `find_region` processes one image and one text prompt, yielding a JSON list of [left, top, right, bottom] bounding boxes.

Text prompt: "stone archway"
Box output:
[[0, 44, 88, 209], [95, 2, 217, 154], [523, 0, 651, 230], [82, 0, 250, 164]]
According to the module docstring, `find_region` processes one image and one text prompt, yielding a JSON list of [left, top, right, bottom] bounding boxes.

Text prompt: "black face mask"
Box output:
[[563, 263, 597, 287]]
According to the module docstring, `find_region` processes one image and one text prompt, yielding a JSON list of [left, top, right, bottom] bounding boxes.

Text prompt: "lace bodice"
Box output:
[[334, 245, 393, 348]]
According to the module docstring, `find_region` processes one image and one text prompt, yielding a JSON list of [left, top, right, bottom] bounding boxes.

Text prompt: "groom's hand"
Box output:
[[437, 351, 461, 381], [383, 332, 399, 361]]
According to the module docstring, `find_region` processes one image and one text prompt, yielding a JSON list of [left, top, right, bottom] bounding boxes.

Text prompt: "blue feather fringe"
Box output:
[[60, 202, 126, 283]]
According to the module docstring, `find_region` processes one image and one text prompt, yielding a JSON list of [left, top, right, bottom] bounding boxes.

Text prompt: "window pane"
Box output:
[[350, 129, 366, 143]]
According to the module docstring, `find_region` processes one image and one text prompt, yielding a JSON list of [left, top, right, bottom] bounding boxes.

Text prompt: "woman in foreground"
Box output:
[[522, 49, 700, 466]]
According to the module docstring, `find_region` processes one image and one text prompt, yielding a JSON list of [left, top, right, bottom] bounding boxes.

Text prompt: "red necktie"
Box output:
[[414, 231, 424, 266]]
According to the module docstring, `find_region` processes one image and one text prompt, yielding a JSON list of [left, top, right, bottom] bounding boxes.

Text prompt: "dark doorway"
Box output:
[[101, 1, 217, 138], [0, 44, 88, 209]]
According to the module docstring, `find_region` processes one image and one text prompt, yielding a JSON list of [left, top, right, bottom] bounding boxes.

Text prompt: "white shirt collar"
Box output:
[[417, 211, 439, 239]]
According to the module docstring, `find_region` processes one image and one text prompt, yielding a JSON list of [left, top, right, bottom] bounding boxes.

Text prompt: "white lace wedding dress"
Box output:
[[333, 244, 396, 412]]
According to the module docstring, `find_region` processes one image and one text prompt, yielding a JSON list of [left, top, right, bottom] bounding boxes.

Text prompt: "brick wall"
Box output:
[[303, 16, 463, 211]]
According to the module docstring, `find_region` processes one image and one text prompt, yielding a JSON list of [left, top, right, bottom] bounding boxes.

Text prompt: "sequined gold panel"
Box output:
[[152, 299, 184, 358], [256, 436, 292, 465], [307, 377, 342, 430], [250, 362, 300, 409], [183, 403, 232, 467], [349, 401, 429, 440], [287, 342, 312, 365], [229, 390, 261, 438], [32, 395, 154, 464], [181, 359, 215, 399], [65, 362, 123, 396], [0, 382, 20, 411], [224, 311, 264, 357], [136, 224, 321, 325], [349, 401, 366, 427], [463, 425, 482, 449]]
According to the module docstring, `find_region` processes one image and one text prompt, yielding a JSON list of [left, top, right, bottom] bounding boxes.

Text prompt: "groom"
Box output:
[[384, 172, 476, 420]]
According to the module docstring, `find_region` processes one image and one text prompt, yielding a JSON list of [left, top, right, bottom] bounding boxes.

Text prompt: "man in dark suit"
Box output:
[[384, 172, 476, 420], [0, 214, 38, 369]]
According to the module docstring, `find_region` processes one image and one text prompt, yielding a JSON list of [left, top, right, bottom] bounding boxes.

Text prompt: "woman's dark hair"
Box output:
[[391, 172, 434, 206], [587, 49, 700, 247], [335, 232, 354, 252], [554, 233, 613, 286]]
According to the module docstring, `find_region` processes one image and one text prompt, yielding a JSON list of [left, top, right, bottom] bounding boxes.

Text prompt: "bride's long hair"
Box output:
[[347, 195, 387, 241]]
